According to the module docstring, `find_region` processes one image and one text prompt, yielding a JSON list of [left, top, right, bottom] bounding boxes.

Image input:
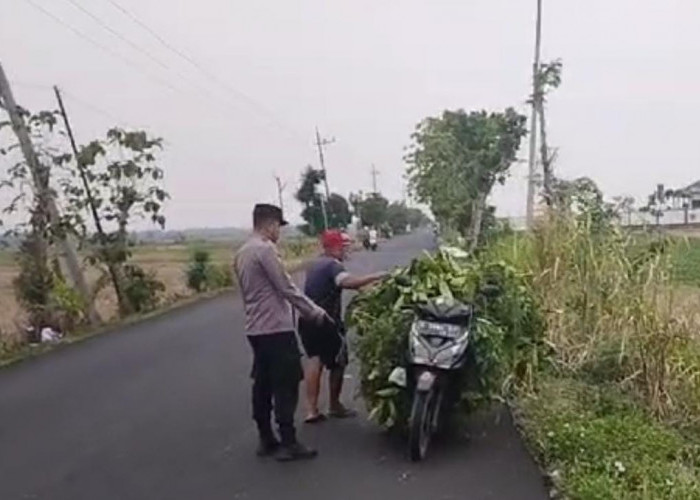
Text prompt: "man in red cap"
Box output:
[[298, 230, 387, 423]]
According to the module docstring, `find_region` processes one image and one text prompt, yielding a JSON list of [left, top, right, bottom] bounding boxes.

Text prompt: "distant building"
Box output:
[[680, 180, 700, 209]]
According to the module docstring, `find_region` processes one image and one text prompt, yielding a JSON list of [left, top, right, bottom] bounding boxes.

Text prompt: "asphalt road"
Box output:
[[0, 231, 548, 500]]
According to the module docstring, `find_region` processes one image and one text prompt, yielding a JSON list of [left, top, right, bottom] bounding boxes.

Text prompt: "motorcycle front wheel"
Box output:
[[408, 388, 439, 461]]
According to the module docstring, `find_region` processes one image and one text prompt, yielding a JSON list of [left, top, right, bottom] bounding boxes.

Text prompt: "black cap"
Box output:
[[253, 203, 288, 227]]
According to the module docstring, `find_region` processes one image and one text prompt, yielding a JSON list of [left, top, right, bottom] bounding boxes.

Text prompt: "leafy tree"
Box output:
[[386, 202, 409, 234], [406, 108, 527, 250], [65, 128, 168, 315], [354, 192, 389, 228], [296, 166, 326, 235], [327, 193, 352, 229], [0, 107, 86, 325], [295, 166, 350, 234]]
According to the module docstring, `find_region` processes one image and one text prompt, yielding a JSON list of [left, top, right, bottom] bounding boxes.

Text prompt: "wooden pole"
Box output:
[[54, 85, 127, 314]]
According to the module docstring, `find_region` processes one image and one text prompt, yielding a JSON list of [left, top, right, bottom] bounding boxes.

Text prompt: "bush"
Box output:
[[186, 249, 232, 293], [186, 249, 212, 293], [122, 264, 164, 313], [13, 234, 54, 329], [206, 263, 233, 289]]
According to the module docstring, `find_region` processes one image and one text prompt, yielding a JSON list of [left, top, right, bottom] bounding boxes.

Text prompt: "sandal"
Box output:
[[304, 413, 327, 424], [328, 407, 358, 419]]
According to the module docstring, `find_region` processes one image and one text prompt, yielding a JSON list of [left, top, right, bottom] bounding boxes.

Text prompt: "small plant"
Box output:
[[186, 249, 212, 293], [186, 249, 232, 293], [206, 263, 232, 289], [13, 233, 54, 330], [121, 264, 164, 313]]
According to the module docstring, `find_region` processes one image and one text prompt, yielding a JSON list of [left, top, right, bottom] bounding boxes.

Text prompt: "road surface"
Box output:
[[0, 231, 548, 500]]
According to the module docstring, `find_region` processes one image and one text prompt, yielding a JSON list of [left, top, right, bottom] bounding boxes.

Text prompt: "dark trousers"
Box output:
[[247, 331, 303, 446]]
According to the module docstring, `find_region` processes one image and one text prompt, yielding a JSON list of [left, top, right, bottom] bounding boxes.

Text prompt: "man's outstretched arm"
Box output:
[[258, 245, 325, 321]]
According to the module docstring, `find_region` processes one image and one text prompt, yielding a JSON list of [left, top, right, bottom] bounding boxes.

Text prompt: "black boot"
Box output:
[[275, 442, 318, 462], [256, 437, 281, 457], [256, 424, 280, 457], [276, 424, 317, 462]]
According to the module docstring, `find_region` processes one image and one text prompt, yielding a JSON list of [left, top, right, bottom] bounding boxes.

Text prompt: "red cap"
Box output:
[[321, 230, 345, 250]]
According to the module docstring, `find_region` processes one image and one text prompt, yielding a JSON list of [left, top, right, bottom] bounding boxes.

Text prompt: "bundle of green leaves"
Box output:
[[347, 249, 542, 429]]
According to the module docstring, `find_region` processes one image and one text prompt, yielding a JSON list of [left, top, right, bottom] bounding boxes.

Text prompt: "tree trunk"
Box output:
[[536, 98, 553, 206], [468, 191, 487, 252]]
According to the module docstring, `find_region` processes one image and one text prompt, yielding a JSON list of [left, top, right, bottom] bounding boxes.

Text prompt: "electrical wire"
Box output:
[[24, 0, 182, 95], [103, 0, 309, 144]]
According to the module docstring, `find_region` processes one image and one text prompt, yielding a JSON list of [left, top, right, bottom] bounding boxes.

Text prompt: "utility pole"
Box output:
[[54, 85, 126, 316], [0, 63, 98, 324], [525, 0, 543, 229], [370, 164, 379, 194], [314, 127, 335, 200], [273, 174, 286, 213], [314, 127, 334, 230]]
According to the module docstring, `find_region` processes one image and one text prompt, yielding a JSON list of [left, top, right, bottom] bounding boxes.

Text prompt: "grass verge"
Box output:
[[516, 377, 700, 500]]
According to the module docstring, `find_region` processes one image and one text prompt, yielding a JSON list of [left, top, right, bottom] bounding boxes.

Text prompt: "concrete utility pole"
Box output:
[[273, 175, 286, 213], [525, 0, 543, 229], [0, 63, 98, 324], [370, 164, 379, 194], [314, 127, 334, 230], [314, 127, 335, 200]]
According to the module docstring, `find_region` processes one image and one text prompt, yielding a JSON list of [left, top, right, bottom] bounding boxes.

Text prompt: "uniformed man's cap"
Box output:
[[253, 203, 288, 226]]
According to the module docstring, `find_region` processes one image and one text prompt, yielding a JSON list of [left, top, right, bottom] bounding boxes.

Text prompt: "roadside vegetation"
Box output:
[[345, 94, 700, 497]]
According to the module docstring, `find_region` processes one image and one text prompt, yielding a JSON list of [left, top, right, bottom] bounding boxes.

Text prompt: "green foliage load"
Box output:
[[347, 249, 542, 429]]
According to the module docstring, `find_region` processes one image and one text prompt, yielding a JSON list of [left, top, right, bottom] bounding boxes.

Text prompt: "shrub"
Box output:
[[186, 249, 232, 293], [206, 263, 232, 289], [13, 234, 54, 329], [186, 249, 212, 293], [122, 264, 164, 313]]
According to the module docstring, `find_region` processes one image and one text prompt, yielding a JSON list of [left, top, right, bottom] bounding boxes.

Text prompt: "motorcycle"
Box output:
[[388, 282, 497, 461]]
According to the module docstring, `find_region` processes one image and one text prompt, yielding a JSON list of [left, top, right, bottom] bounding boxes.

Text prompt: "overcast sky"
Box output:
[[2, 0, 699, 229]]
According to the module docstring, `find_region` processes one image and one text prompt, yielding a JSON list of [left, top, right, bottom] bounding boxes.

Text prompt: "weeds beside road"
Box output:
[[0, 238, 318, 363], [496, 217, 700, 499]]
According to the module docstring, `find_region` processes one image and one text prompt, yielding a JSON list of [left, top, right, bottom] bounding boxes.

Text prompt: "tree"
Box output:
[[533, 60, 563, 205], [406, 108, 527, 250], [355, 192, 389, 228], [295, 166, 350, 234], [386, 202, 410, 235], [0, 107, 88, 327], [64, 128, 168, 315]]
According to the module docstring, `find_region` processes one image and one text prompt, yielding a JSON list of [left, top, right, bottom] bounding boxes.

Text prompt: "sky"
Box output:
[[1, 0, 700, 230]]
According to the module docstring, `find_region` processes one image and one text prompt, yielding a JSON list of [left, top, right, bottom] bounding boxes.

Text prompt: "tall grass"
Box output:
[[491, 212, 700, 430]]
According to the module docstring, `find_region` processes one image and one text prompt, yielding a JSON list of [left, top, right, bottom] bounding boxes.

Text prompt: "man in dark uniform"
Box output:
[[235, 204, 328, 461], [299, 230, 387, 423]]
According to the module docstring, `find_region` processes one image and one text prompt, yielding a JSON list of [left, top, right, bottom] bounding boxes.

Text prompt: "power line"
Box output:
[[59, 87, 132, 126], [23, 0, 272, 134], [23, 0, 182, 95], [61, 0, 259, 117], [103, 0, 309, 145], [62, 0, 171, 71]]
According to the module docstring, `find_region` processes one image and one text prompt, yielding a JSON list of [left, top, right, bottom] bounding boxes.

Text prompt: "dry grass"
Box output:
[[0, 238, 319, 346], [0, 243, 235, 338]]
